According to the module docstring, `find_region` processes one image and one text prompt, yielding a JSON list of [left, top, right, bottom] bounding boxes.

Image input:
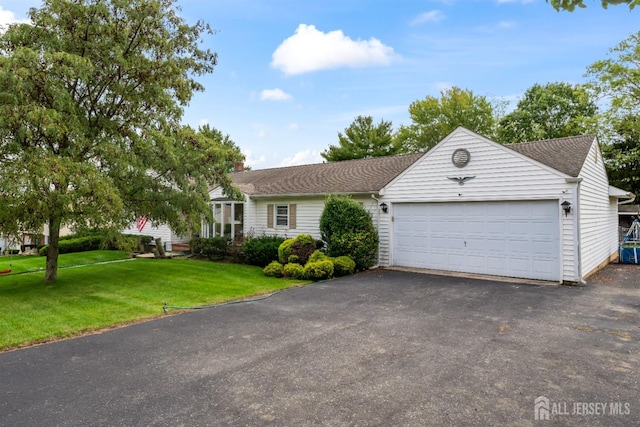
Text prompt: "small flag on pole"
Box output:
[[136, 216, 148, 232]]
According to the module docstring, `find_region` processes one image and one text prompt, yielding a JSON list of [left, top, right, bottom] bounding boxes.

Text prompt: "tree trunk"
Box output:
[[44, 216, 61, 284]]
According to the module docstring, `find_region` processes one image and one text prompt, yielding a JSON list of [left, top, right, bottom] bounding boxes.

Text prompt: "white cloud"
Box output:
[[243, 149, 266, 168], [271, 24, 397, 75], [288, 123, 299, 130], [410, 10, 445, 26], [498, 21, 517, 29], [0, 6, 29, 32], [260, 88, 293, 101], [279, 149, 323, 167]]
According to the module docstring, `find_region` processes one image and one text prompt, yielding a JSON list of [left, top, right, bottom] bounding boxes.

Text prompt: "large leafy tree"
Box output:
[[197, 124, 244, 171], [395, 87, 497, 153], [587, 30, 640, 194], [496, 82, 598, 144], [321, 115, 399, 162], [0, 0, 239, 283], [602, 115, 640, 196], [548, 0, 639, 11]]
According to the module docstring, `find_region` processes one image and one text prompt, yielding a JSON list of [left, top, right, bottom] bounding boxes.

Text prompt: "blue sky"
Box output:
[[1, 1, 638, 169]]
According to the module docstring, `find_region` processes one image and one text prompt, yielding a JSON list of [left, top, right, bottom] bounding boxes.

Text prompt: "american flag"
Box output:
[[136, 216, 148, 232]]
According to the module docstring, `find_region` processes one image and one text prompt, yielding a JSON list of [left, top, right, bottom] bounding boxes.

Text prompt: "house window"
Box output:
[[267, 203, 296, 229], [276, 205, 289, 227]]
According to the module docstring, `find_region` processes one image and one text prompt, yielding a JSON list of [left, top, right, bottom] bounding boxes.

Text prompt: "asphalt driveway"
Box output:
[[1, 265, 639, 426]]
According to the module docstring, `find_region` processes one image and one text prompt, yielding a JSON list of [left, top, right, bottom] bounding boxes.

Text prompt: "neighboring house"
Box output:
[[208, 127, 634, 284], [618, 204, 640, 228], [121, 221, 190, 252]]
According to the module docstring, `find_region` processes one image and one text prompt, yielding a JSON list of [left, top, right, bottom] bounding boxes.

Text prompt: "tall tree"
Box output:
[[587, 30, 640, 194], [197, 124, 245, 171], [0, 0, 239, 283], [602, 114, 640, 196], [496, 82, 598, 144], [548, 0, 639, 11], [321, 115, 399, 162], [395, 87, 496, 153]]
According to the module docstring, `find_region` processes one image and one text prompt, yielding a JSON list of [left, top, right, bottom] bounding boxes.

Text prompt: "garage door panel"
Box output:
[[393, 201, 560, 281]]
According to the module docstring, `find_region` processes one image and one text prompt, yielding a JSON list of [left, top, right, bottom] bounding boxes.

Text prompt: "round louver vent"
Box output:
[[452, 148, 470, 168]]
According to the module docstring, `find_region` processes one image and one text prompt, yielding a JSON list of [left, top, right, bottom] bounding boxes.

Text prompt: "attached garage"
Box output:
[[392, 201, 560, 281], [379, 127, 631, 284]]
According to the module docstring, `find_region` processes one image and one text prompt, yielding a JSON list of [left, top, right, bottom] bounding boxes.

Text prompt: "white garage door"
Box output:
[[393, 201, 560, 281]]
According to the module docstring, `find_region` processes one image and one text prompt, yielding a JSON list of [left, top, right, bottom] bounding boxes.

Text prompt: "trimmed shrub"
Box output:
[[304, 259, 334, 281], [333, 255, 356, 277], [283, 262, 305, 279], [278, 238, 295, 264], [190, 237, 229, 260], [39, 235, 103, 256], [308, 249, 328, 263], [288, 254, 299, 264], [263, 261, 284, 277], [320, 194, 379, 271], [242, 235, 286, 267], [290, 234, 316, 265]]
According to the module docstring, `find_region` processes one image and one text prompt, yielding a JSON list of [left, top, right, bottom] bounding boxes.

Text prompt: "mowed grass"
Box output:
[[0, 254, 308, 351], [0, 250, 130, 275]]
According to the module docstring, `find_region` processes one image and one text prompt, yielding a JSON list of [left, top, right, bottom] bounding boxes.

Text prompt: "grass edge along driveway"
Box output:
[[0, 254, 308, 351]]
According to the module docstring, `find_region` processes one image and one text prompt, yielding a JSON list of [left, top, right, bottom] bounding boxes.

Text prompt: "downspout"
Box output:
[[567, 178, 586, 285], [371, 194, 381, 268]]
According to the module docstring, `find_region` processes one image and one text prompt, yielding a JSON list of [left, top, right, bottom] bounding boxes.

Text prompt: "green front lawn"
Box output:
[[0, 250, 131, 275], [0, 254, 308, 351]]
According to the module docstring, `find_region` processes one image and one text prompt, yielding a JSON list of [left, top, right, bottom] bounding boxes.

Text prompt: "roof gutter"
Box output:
[[247, 191, 381, 199]]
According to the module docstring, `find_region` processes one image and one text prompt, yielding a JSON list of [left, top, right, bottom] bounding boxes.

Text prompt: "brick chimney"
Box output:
[[234, 161, 244, 172]]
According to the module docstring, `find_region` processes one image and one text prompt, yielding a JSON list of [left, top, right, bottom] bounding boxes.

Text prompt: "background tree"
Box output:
[[602, 114, 640, 196], [587, 30, 640, 194], [321, 115, 398, 162], [496, 82, 598, 144], [548, 0, 638, 11], [395, 87, 497, 153], [197, 124, 245, 171], [0, 0, 239, 283]]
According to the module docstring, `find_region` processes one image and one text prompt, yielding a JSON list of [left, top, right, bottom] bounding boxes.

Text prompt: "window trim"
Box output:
[[275, 204, 289, 228]]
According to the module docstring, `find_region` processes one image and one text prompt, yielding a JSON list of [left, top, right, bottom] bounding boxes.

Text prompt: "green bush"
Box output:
[[190, 237, 230, 260], [289, 234, 316, 265], [283, 262, 305, 279], [320, 194, 379, 271], [288, 254, 299, 264], [308, 249, 328, 263], [278, 238, 295, 264], [39, 235, 103, 256], [242, 235, 286, 267], [333, 256, 356, 276], [4, 249, 19, 255], [263, 261, 284, 277], [304, 259, 334, 281]]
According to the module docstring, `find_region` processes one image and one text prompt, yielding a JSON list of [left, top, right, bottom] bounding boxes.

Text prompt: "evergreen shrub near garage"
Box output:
[[283, 262, 305, 279], [333, 256, 356, 276], [242, 235, 286, 267], [319, 194, 379, 271]]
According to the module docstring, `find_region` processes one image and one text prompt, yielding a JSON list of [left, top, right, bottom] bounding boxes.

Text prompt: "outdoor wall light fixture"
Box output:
[[380, 202, 388, 213], [561, 201, 572, 217]]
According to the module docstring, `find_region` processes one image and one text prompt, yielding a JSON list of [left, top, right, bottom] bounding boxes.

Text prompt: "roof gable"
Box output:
[[231, 153, 423, 196]]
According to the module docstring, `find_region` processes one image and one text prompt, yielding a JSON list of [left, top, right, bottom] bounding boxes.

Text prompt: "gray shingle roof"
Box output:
[[230, 133, 596, 196], [506, 135, 596, 177], [231, 153, 424, 196]]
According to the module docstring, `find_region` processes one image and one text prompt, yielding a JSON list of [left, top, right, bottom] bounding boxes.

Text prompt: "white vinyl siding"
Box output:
[[578, 141, 619, 277], [121, 222, 176, 251]]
